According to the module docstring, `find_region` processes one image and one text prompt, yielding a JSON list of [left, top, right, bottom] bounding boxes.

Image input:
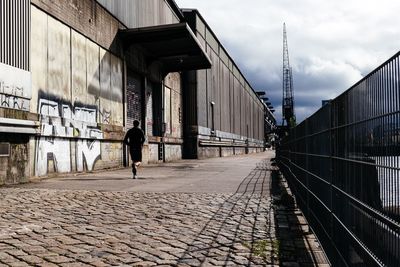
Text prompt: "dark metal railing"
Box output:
[[277, 52, 400, 266]]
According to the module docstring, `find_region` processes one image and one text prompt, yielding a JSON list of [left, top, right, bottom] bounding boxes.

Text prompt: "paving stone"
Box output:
[[0, 252, 18, 263], [44, 255, 74, 264], [19, 255, 45, 265], [59, 263, 92, 267], [7, 261, 32, 267], [132, 261, 157, 266], [0, 156, 329, 266], [4, 249, 28, 257]]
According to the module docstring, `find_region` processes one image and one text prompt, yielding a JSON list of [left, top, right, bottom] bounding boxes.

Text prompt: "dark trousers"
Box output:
[[129, 147, 142, 175], [132, 163, 137, 175]]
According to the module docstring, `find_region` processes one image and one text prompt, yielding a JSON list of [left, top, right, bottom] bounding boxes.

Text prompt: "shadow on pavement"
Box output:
[[176, 159, 279, 266], [271, 158, 329, 266], [58, 178, 129, 181]]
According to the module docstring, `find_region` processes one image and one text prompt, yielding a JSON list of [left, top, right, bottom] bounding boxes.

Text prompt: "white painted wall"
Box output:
[[31, 6, 124, 177], [0, 62, 31, 111]]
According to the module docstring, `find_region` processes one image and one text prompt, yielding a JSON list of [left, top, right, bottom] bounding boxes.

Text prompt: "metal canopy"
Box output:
[[119, 23, 211, 72]]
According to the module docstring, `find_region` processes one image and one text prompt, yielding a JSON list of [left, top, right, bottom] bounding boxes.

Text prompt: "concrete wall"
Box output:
[[31, 6, 124, 177], [31, 0, 122, 52], [164, 73, 182, 139], [164, 73, 183, 161]]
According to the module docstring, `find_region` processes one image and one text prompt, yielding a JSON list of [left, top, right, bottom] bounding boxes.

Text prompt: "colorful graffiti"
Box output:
[[35, 98, 103, 176]]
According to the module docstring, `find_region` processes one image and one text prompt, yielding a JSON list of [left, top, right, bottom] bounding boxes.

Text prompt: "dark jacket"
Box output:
[[124, 127, 145, 148]]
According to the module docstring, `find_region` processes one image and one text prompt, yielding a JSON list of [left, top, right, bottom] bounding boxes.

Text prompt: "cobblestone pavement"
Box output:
[[0, 155, 329, 266]]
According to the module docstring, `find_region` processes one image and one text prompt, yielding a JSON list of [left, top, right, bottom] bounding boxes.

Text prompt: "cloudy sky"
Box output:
[[175, 0, 400, 123]]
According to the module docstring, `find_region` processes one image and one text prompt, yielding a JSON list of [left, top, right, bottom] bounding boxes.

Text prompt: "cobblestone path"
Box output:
[[0, 161, 279, 266]]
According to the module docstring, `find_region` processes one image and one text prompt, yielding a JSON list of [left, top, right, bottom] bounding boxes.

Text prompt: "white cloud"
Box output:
[[175, 0, 400, 122]]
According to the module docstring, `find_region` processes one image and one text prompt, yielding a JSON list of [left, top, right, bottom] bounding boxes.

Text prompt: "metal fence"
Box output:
[[277, 52, 400, 266]]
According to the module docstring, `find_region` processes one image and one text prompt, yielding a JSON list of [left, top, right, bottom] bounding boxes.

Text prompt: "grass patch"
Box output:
[[243, 239, 280, 258]]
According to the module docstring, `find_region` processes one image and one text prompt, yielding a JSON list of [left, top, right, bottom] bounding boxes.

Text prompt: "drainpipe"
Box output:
[[161, 79, 166, 163], [122, 58, 128, 167]]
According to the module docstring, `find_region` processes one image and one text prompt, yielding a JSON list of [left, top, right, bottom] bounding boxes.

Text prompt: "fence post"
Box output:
[[305, 118, 310, 219], [328, 102, 335, 263]]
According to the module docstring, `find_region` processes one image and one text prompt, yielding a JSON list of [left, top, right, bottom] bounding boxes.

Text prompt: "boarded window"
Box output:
[[0, 143, 10, 157]]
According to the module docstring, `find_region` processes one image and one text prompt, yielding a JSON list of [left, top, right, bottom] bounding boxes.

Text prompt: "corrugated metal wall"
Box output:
[[0, 0, 30, 71], [96, 0, 179, 28], [187, 10, 266, 142]]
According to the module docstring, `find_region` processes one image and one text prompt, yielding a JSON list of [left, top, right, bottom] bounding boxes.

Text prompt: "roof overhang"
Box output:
[[119, 23, 211, 73]]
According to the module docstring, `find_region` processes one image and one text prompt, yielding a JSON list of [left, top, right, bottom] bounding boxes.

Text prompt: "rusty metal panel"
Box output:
[[47, 15, 71, 102]]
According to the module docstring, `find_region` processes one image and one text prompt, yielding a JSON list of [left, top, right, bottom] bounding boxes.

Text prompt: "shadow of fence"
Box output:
[[176, 160, 278, 266], [271, 158, 329, 266]]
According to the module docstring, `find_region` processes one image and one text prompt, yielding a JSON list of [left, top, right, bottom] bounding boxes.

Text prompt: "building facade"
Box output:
[[0, 0, 274, 185], [182, 10, 268, 158]]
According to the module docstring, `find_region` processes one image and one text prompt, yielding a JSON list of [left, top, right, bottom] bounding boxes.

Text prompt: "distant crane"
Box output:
[[282, 23, 295, 127]]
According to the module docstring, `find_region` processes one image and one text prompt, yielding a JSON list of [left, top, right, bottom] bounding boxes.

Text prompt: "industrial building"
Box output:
[[182, 10, 267, 158], [0, 0, 275, 185]]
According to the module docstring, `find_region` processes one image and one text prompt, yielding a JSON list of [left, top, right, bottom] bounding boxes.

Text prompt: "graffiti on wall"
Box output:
[[35, 97, 104, 176], [0, 62, 31, 111], [99, 109, 111, 124], [0, 93, 28, 111]]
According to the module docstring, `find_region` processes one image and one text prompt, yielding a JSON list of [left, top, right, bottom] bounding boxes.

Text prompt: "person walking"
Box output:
[[123, 120, 145, 179]]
